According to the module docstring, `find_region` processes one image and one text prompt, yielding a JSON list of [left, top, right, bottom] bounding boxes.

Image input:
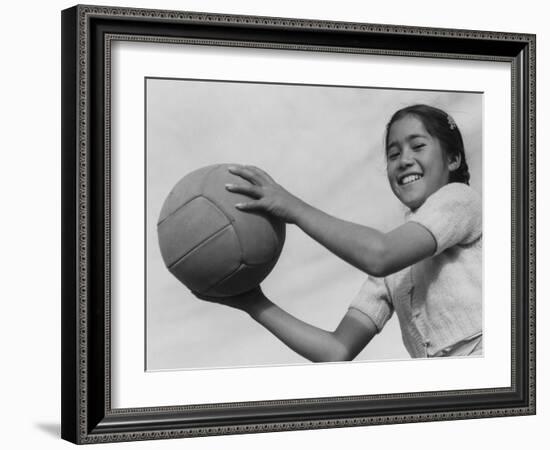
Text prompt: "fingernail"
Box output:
[[225, 183, 234, 189], [228, 166, 237, 171], [235, 203, 244, 208]]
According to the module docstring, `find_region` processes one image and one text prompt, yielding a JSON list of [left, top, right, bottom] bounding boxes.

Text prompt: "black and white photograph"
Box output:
[[146, 79, 483, 371], [2, 0, 547, 446], [56, 2, 537, 446]]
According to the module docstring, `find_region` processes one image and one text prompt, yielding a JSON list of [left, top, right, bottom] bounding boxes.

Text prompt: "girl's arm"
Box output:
[[195, 288, 378, 362], [226, 165, 436, 277], [293, 204, 436, 277]]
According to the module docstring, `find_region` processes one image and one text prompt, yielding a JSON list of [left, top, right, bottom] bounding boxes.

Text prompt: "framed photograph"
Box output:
[[61, 4, 536, 444]]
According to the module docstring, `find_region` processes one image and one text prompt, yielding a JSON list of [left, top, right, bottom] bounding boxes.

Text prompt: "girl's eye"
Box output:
[[388, 152, 399, 161], [413, 143, 426, 150]]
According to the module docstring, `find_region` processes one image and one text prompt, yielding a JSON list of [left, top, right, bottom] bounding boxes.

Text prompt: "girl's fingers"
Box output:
[[245, 165, 275, 184], [228, 165, 274, 185], [228, 165, 260, 185], [234, 200, 265, 211], [225, 183, 262, 198]]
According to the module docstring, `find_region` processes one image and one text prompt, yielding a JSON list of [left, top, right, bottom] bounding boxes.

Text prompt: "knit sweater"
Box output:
[[349, 183, 482, 358]]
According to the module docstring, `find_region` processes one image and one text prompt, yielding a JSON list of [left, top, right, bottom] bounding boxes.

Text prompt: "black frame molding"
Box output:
[[61, 4, 536, 444]]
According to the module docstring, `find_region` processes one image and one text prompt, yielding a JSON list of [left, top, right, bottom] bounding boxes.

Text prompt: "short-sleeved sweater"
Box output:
[[349, 183, 482, 358]]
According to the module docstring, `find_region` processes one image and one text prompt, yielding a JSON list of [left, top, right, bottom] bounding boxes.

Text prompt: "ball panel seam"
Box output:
[[166, 223, 233, 270], [157, 165, 222, 226], [203, 262, 246, 295], [158, 196, 231, 267], [200, 192, 245, 264], [168, 225, 242, 293], [157, 194, 202, 227], [199, 194, 245, 267], [199, 192, 285, 266]]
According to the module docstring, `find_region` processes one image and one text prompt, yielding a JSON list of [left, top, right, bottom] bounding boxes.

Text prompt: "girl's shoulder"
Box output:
[[408, 182, 482, 255], [414, 182, 481, 219], [429, 182, 481, 206]]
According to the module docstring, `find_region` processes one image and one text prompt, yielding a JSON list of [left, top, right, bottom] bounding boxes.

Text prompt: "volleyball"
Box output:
[[157, 164, 286, 297]]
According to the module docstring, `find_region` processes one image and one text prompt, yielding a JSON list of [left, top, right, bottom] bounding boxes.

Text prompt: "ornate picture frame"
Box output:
[[61, 4, 535, 444]]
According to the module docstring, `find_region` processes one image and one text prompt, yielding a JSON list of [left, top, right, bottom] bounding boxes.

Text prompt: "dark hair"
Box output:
[[385, 104, 470, 185]]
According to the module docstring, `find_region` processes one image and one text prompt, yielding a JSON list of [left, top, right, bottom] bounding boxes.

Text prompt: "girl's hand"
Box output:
[[192, 286, 263, 313], [225, 165, 306, 224]]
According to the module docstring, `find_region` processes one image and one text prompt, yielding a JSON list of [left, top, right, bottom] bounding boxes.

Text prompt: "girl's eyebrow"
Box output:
[[386, 141, 399, 152], [406, 133, 428, 141]]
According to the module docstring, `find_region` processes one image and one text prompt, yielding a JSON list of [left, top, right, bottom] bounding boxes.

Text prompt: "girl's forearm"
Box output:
[[291, 201, 388, 277], [245, 293, 352, 362]]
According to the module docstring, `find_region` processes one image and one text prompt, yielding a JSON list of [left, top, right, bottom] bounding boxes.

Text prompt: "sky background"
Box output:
[[146, 79, 482, 371]]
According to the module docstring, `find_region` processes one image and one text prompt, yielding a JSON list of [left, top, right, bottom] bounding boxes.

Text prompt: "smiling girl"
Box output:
[[195, 104, 482, 361]]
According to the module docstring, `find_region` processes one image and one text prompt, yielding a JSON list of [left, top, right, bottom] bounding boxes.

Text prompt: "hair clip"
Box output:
[[447, 115, 457, 130]]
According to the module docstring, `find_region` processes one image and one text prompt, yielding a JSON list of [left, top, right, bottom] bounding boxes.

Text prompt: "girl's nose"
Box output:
[[399, 149, 414, 167]]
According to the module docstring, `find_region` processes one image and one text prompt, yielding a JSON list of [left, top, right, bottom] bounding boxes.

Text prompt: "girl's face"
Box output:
[[386, 115, 455, 210]]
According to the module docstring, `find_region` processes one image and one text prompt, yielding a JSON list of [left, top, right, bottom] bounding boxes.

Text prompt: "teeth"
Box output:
[[401, 174, 422, 185]]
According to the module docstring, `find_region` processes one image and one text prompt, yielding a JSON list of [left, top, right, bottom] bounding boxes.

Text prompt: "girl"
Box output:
[[195, 104, 482, 361]]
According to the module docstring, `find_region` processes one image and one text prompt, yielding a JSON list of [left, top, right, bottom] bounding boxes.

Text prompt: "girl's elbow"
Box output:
[[359, 243, 391, 278], [338, 349, 355, 362], [330, 349, 353, 362], [364, 261, 388, 278], [317, 342, 354, 362]]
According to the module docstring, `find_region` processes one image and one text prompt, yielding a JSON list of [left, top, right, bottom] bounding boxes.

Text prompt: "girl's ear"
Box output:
[[448, 153, 461, 172]]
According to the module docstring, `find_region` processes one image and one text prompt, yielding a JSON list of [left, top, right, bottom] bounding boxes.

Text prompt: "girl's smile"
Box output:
[[398, 173, 423, 185], [386, 115, 458, 210]]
